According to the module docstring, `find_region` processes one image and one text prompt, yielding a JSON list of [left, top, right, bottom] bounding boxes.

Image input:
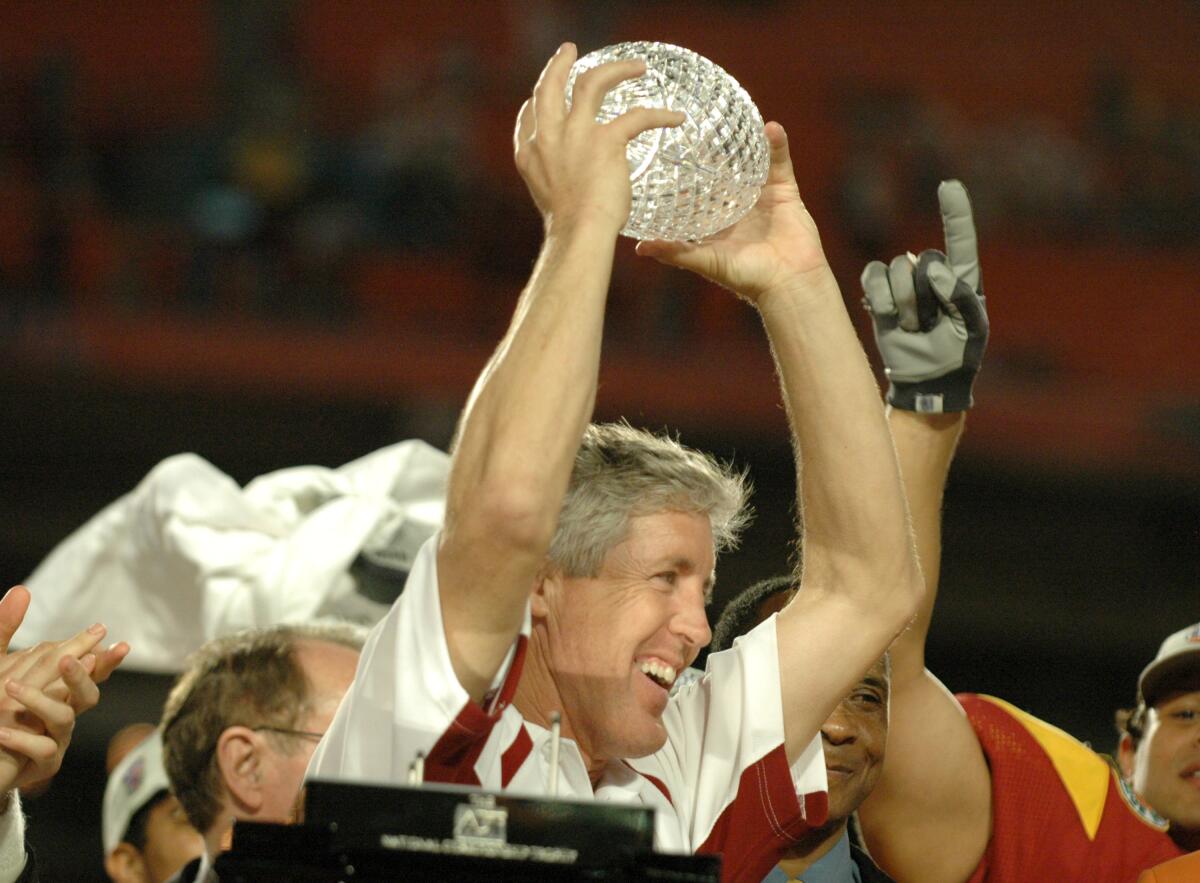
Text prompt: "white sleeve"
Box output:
[[306, 531, 528, 785], [0, 792, 26, 883], [646, 613, 827, 858]]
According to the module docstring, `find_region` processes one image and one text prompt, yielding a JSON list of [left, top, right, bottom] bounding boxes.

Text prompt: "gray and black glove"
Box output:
[[861, 180, 989, 412]]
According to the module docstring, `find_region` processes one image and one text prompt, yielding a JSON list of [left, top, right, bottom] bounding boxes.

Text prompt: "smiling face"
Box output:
[[820, 657, 889, 822], [533, 510, 715, 765], [748, 589, 890, 822], [1122, 686, 1200, 835]]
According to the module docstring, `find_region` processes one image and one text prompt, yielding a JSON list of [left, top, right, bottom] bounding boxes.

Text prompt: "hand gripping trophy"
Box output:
[[566, 42, 769, 242]]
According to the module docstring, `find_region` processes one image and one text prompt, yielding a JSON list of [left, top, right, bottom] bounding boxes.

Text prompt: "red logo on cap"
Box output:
[[1187, 624, 1200, 644], [122, 757, 145, 795]]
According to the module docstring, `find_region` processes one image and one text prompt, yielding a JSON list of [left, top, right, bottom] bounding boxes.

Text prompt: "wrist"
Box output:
[[544, 205, 625, 242], [887, 367, 978, 413], [753, 264, 841, 318]]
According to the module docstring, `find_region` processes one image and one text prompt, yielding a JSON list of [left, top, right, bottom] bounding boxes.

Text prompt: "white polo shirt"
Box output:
[[308, 534, 827, 881]]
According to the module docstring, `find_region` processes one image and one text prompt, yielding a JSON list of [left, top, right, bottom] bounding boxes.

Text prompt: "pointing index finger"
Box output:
[[938, 180, 980, 290]]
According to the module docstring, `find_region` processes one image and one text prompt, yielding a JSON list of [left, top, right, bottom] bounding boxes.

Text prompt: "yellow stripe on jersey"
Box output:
[[977, 695, 1110, 840]]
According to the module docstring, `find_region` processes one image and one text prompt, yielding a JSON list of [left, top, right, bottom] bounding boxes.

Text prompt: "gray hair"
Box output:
[[547, 422, 752, 577]]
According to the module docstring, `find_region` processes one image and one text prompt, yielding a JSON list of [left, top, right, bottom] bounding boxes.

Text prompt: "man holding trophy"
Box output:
[[308, 43, 923, 880]]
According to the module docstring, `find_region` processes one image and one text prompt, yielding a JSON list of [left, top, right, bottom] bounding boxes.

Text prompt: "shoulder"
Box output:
[[957, 693, 1105, 778], [957, 692, 1179, 877]]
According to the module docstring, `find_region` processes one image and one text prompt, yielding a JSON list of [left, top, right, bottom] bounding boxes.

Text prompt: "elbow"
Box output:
[[830, 551, 925, 637], [448, 481, 558, 558], [855, 560, 924, 641]]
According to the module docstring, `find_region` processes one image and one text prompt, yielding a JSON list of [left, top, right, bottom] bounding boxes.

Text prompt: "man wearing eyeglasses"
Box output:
[[158, 622, 365, 883]]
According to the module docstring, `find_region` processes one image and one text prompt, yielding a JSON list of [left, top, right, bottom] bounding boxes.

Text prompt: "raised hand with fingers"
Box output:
[[635, 121, 831, 306], [861, 180, 989, 412], [0, 586, 129, 794], [514, 43, 685, 236]]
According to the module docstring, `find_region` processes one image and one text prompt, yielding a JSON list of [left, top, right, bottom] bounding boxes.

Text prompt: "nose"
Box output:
[[671, 583, 712, 656], [821, 705, 857, 746]]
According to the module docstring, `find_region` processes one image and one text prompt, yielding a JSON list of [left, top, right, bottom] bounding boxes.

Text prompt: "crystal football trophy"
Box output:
[[565, 42, 769, 242]]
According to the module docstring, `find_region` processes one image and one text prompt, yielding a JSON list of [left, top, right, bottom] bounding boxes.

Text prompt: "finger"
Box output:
[[33, 643, 124, 707], [954, 286, 989, 341], [925, 260, 959, 309], [88, 642, 129, 684], [634, 238, 706, 272], [888, 255, 920, 332], [605, 107, 685, 144], [0, 726, 60, 779], [570, 58, 648, 121], [513, 98, 534, 156], [913, 249, 947, 331], [938, 180, 980, 289], [20, 625, 105, 689], [59, 655, 100, 714], [0, 587, 31, 655], [763, 122, 797, 188], [0, 643, 53, 686], [531, 42, 577, 125], [860, 261, 895, 317], [5, 680, 74, 742]]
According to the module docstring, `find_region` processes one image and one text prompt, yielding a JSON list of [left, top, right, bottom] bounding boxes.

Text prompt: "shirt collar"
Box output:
[[769, 831, 858, 883]]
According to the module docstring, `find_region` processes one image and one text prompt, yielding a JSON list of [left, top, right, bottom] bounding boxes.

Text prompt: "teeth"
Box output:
[[639, 660, 677, 687]]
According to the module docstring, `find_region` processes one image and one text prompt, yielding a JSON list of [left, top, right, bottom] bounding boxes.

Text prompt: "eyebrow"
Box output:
[[861, 675, 889, 694]]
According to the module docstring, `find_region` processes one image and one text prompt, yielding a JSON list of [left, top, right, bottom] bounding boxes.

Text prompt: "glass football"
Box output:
[[565, 41, 769, 242]]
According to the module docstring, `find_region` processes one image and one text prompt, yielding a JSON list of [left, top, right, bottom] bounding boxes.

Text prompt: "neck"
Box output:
[[512, 630, 608, 786], [776, 818, 849, 876], [202, 819, 233, 861]]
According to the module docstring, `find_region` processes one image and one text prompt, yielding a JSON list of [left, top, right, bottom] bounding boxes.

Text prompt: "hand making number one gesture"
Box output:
[[860, 180, 989, 413]]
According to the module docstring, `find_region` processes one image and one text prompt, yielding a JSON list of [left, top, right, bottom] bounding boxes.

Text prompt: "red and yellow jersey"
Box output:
[[959, 694, 1184, 883]]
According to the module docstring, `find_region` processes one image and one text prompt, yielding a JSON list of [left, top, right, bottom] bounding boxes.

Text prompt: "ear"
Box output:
[[530, 566, 552, 619], [216, 726, 265, 816], [105, 843, 150, 883], [1116, 733, 1136, 780], [530, 566, 559, 619]]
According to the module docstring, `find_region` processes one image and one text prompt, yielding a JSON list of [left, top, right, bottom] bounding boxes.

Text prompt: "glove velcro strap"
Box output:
[[888, 366, 977, 413]]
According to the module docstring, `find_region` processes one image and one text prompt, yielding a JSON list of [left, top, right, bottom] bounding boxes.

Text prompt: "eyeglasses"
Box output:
[[253, 726, 325, 742]]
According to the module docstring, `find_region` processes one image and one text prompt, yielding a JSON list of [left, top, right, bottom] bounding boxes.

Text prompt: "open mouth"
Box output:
[[638, 659, 677, 691]]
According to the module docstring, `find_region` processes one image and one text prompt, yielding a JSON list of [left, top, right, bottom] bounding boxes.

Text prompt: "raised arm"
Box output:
[[437, 45, 684, 701], [855, 182, 994, 883], [637, 125, 924, 761]]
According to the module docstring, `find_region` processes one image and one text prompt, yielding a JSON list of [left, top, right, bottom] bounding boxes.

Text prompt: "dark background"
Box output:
[[0, 1, 1196, 877]]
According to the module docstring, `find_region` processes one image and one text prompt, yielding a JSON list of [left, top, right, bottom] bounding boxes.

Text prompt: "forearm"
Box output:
[[887, 408, 964, 679], [439, 221, 617, 698], [760, 269, 922, 620], [449, 222, 615, 539]]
